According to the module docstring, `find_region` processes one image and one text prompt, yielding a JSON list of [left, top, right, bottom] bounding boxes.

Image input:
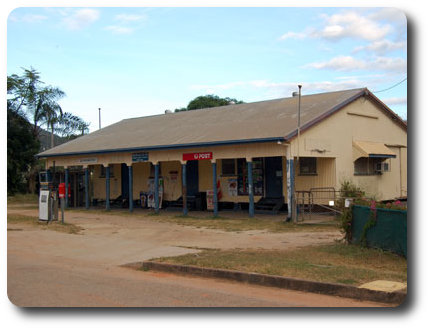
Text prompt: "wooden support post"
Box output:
[[128, 165, 133, 212], [105, 165, 110, 211], [182, 163, 188, 216], [154, 163, 160, 213], [247, 161, 254, 218], [212, 162, 218, 217]]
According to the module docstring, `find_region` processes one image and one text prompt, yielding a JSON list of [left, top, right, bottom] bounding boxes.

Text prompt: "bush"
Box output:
[[354, 198, 407, 211], [337, 180, 364, 243]]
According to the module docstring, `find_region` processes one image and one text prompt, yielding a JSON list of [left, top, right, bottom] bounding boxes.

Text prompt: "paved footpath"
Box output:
[[7, 208, 392, 307]]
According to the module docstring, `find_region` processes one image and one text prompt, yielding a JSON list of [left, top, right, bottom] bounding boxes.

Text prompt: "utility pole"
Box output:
[[294, 85, 302, 223], [297, 85, 302, 164]]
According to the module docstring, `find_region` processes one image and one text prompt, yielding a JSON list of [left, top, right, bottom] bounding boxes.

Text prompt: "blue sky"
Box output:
[[7, 7, 407, 132]]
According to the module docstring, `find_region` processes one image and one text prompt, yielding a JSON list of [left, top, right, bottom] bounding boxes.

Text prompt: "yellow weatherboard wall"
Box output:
[[288, 97, 407, 200]]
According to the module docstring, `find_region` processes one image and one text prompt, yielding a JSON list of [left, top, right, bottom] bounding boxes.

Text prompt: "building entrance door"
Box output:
[[121, 163, 129, 200], [264, 157, 283, 198], [186, 160, 199, 196]]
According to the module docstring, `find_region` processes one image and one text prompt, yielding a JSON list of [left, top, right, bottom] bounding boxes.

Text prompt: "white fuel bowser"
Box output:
[[38, 171, 58, 221]]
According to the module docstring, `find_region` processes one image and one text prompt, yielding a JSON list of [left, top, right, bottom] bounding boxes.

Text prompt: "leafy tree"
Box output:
[[7, 67, 65, 144], [173, 95, 244, 112], [8, 67, 89, 145], [7, 108, 40, 194], [7, 67, 91, 195]]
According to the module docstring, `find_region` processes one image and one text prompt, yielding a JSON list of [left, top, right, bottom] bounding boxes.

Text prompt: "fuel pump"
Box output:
[[38, 171, 58, 221]]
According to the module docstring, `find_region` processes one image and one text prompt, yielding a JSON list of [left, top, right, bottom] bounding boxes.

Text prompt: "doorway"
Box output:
[[121, 163, 129, 200], [264, 157, 283, 198], [186, 160, 199, 196]]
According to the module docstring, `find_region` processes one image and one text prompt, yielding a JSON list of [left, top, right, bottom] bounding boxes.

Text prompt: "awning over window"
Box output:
[[353, 141, 396, 161]]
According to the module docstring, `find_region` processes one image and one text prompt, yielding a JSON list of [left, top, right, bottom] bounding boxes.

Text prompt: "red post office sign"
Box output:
[[183, 152, 213, 161]]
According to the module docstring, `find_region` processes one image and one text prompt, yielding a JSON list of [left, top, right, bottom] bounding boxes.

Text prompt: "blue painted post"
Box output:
[[286, 158, 294, 221], [291, 158, 296, 222], [105, 165, 110, 211], [154, 163, 159, 213], [212, 162, 218, 217], [247, 161, 254, 218], [128, 165, 133, 212], [65, 168, 69, 208], [85, 167, 89, 209], [182, 163, 188, 216]]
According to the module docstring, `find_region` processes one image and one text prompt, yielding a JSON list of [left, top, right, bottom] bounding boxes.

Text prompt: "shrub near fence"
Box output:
[[352, 205, 407, 257]]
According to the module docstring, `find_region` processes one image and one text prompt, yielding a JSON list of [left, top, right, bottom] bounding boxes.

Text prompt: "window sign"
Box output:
[[79, 157, 97, 164], [132, 152, 149, 162]]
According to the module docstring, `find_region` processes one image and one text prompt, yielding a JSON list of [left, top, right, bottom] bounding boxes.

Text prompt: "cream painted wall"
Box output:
[[132, 162, 151, 200], [91, 164, 121, 200]]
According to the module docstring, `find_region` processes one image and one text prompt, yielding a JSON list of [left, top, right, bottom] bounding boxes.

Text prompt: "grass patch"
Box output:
[[155, 216, 339, 233], [7, 214, 83, 235], [152, 243, 407, 286], [48, 208, 339, 233], [7, 193, 38, 206]]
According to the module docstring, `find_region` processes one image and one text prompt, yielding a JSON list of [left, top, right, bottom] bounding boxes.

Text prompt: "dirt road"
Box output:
[[7, 208, 390, 307]]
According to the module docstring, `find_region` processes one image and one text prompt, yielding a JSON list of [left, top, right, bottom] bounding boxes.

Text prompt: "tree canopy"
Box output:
[[7, 67, 90, 195], [173, 95, 244, 112], [7, 108, 40, 194], [7, 67, 89, 141]]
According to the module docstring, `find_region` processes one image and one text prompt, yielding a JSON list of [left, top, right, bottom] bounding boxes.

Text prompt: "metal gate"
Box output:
[[295, 187, 342, 222]]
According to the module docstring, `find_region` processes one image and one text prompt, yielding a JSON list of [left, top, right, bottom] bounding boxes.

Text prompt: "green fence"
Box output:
[[352, 205, 407, 257]]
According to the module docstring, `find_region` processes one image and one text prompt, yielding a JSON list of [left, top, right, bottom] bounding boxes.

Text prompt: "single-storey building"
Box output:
[[37, 87, 407, 219]]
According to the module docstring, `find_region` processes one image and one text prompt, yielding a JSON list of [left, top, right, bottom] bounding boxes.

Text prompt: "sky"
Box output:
[[7, 7, 407, 133]]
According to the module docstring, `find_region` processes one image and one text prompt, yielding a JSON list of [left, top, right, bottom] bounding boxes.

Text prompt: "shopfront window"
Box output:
[[237, 158, 264, 196]]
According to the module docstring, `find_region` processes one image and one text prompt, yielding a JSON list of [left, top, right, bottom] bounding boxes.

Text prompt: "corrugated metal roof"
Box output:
[[38, 88, 370, 157]]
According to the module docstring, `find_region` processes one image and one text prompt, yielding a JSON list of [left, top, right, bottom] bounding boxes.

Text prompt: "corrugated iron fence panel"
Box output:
[[352, 205, 407, 257]]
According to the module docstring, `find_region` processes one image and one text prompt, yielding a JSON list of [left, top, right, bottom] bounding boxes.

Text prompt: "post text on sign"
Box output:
[[182, 152, 213, 161]]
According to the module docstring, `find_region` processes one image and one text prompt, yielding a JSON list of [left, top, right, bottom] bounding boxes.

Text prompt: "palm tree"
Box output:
[[56, 112, 90, 138], [36, 87, 66, 148], [7, 67, 66, 144]]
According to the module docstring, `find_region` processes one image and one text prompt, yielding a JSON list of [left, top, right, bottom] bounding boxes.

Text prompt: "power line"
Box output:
[[372, 77, 407, 93]]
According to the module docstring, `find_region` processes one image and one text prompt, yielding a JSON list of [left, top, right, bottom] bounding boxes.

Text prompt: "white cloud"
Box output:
[[104, 13, 147, 35], [104, 25, 134, 35], [114, 14, 147, 22], [382, 97, 407, 106], [280, 10, 394, 43], [353, 39, 406, 55], [369, 8, 407, 26], [306, 56, 367, 71], [62, 9, 100, 30], [9, 14, 48, 23], [305, 55, 406, 73], [317, 11, 391, 41], [279, 31, 307, 40], [372, 57, 407, 73]]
